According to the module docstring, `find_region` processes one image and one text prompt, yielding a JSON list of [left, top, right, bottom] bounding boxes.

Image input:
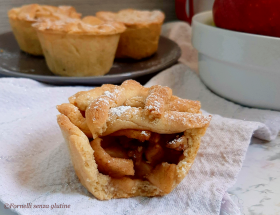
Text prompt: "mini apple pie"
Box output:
[[8, 4, 81, 56], [33, 17, 126, 77], [57, 80, 211, 200], [96, 9, 165, 59]]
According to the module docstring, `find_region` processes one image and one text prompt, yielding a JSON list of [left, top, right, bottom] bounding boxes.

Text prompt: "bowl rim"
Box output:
[[191, 11, 280, 111], [192, 11, 280, 72], [192, 11, 280, 41]]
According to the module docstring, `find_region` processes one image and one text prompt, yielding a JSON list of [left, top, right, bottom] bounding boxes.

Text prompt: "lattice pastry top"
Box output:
[[96, 9, 165, 26], [8, 4, 81, 22], [57, 80, 211, 200]]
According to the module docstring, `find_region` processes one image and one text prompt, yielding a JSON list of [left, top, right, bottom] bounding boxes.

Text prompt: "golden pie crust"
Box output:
[[8, 4, 81, 55], [57, 80, 211, 200], [96, 9, 165, 59], [33, 17, 126, 77]]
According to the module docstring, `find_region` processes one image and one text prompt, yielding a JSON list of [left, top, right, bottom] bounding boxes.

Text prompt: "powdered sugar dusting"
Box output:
[[188, 114, 211, 123], [141, 131, 149, 136], [110, 106, 131, 116], [178, 114, 211, 126], [146, 95, 161, 113], [153, 101, 161, 112], [104, 91, 115, 99], [94, 96, 109, 107], [169, 136, 184, 145]]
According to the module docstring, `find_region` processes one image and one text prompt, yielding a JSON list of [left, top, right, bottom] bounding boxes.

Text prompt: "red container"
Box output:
[[175, 0, 194, 24], [176, 0, 215, 24]]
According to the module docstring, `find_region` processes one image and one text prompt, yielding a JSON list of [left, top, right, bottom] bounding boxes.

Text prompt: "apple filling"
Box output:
[[90, 129, 187, 193]]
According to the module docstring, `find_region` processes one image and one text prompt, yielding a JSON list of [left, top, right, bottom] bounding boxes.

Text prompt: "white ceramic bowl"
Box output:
[[192, 11, 280, 111]]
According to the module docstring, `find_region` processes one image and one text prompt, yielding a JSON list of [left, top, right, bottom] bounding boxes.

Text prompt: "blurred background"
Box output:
[[1, 0, 175, 34], [193, 0, 214, 15], [1, 0, 215, 34]]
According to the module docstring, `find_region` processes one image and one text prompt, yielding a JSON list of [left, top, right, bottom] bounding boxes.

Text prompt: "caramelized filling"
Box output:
[[90, 130, 187, 194], [80, 110, 86, 118], [89, 129, 189, 193], [102, 133, 184, 170]]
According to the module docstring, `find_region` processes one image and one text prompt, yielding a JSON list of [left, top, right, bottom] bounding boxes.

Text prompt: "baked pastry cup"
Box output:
[[57, 80, 211, 200], [96, 9, 165, 60], [33, 17, 126, 77], [8, 4, 81, 56]]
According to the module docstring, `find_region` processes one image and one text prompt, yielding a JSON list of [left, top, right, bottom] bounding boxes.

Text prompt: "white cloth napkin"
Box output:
[[0, 22, 280, 215], [0, 70, 279, 215]]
